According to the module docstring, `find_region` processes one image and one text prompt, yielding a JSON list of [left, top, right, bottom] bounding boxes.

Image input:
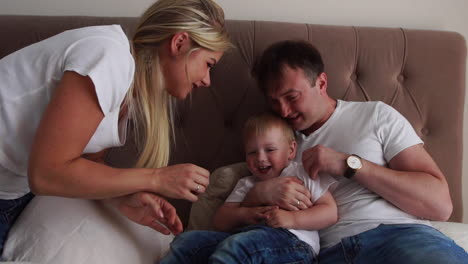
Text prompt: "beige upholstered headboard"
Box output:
[[0, 16, 465, 225]]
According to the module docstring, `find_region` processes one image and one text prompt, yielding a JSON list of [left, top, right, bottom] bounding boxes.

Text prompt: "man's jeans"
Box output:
[[319, 224, 468, 264], [160, 225, 316, 264], [0, 193, 34, 256]]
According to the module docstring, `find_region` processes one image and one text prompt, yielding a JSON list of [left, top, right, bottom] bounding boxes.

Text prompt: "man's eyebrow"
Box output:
[[279, 89, 298, 96], [268, 89, 297, 100]]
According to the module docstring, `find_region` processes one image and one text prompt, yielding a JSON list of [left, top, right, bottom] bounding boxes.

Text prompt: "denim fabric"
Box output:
[[0, 192, 34, 256], [160, 224, 316, 264], [319, 224, 468, 264]]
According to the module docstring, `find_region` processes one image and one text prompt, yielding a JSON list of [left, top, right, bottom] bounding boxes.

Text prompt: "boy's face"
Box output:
[[245, 126, 296, 181]]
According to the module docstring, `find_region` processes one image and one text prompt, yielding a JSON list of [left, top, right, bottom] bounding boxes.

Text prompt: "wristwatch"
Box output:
[[344, 154, 362, 179]]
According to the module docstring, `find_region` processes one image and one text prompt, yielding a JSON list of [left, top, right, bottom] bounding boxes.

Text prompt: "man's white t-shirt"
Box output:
[[0, 25, 135, 199], [295, 100, 430, 249], [225, 161, 336, 255]]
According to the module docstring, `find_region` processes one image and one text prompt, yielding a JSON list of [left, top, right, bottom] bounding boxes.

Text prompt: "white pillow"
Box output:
[[2, 196, 173, 264]]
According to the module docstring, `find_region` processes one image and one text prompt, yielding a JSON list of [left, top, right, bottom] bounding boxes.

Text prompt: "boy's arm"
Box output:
[[213, 202, 278, 232], [266, 190, 337, 230]]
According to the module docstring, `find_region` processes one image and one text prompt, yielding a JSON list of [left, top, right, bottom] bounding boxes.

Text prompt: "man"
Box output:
[[243, 40, 468, 263]]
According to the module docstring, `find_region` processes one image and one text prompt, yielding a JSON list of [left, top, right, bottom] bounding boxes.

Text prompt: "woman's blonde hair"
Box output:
[[126, 0, 231, 169]]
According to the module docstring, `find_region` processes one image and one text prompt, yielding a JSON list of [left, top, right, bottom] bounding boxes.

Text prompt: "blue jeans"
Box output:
[[160, 225, 316, 264], [319, 224, 468, 264], [0, 193, 34, 256]]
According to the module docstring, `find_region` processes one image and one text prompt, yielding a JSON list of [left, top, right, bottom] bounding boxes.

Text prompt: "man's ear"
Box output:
[[169, 32, 191, 56], [289, 140, 297, 160], [316, 72, 328, 93]]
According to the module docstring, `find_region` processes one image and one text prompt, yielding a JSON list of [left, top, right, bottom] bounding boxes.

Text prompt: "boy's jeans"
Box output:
[[319, 223, 468, 264], [0, 192, 34, 256], [160, 224, 316, 264]]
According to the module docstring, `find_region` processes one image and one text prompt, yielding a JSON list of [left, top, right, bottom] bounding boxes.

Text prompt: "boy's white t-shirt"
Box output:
[[225, 161, 336, 255], [295, 100, 430, 249], [0, 25, 135, 199]]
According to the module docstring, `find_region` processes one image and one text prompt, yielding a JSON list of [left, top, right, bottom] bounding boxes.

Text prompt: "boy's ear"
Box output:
[[169, 32, 190, 56], [289, 140, 297, 160]]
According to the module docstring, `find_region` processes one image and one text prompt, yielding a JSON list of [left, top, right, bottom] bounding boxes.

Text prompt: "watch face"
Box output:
[[347, 156, 362, 169]]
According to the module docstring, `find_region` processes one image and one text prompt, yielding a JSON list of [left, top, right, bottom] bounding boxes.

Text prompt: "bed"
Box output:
[[0, 15, 466, 263]]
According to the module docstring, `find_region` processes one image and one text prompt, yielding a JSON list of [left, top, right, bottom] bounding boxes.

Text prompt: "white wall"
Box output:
[[1, 0, 468, 222]]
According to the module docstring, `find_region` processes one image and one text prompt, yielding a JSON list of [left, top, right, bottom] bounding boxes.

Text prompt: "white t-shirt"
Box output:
[[295, 100, 430, 249], [225, 161, 336, 255], [0, 25, 135, 199]]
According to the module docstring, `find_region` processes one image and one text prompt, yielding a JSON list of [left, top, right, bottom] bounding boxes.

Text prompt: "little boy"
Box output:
[[160, 113, 337, 264]]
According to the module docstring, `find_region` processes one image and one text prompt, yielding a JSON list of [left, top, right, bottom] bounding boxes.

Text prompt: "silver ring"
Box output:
[[196, 184, 201, 192], [296, 200, 300, 206]]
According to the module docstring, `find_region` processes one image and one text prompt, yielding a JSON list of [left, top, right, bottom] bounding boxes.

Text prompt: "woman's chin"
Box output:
[[168, 89, 189, 100]]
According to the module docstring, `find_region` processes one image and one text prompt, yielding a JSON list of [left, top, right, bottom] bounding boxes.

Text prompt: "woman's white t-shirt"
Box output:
[[0, 25, 135, 199]]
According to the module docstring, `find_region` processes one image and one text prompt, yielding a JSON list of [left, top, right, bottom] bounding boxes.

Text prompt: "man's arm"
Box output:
[[355, 144, 452, 221], [302, 144, 452, 221], [241, 176, 313, 210], [212, 202, 278, 232], [265, 191, 337, 230]]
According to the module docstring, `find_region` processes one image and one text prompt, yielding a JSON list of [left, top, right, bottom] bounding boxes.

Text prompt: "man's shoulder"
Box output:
[[340, 100, 395, 115], [340, 100, 388, 108]]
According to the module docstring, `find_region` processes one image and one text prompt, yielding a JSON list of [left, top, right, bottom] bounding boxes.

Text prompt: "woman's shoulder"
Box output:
[[65, 25, 128, 43]]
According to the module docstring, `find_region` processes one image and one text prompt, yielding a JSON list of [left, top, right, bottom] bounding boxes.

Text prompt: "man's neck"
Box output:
[[301, 98, 337, 136]]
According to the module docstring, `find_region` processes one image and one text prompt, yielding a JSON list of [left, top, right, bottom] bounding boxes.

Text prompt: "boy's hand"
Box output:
[[117, 191, 183, 235], [264, 208, 295, 229], [244, 206, 278, 225]]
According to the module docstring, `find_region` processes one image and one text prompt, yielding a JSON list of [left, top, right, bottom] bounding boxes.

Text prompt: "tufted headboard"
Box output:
[[0, 16, 465, 225]]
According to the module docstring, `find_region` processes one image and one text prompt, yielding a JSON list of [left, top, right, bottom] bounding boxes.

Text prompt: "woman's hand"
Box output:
[[151, 164, 210, 202], [117, 192, 183, 235]]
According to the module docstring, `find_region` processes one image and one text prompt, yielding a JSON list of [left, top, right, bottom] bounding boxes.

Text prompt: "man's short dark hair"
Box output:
[[252, 40, 324, 93]]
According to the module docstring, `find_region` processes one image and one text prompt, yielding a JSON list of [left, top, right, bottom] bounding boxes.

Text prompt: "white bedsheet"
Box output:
[[2, 196, 467, 264], [2, 196, 173, 264]]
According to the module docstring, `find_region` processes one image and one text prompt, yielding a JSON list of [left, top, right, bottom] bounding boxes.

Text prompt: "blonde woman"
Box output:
[[0, 0, 231, 253]]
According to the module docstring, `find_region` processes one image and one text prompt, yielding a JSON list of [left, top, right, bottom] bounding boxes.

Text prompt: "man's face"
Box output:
[[266, 66, 330, 135]]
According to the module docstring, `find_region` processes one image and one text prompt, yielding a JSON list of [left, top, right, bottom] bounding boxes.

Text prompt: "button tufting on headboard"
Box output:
[[1, 16, 463, 225]]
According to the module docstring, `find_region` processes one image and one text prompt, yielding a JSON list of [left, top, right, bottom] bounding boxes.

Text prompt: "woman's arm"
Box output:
[[265, 191, 337, 230], [28, 71, 209, 201]]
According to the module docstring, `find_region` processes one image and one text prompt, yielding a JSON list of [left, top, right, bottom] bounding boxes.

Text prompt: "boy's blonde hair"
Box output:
[[126, 0, 231, 169], [242, 112, 295, 146]]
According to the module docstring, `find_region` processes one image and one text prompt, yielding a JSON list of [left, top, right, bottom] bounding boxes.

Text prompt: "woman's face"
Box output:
[[164, 47, 224, 99]]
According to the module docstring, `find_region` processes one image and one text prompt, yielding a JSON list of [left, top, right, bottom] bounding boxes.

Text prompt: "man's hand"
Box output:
[[117, 192, 183, 235], [302, 144, 347, 179], [242, 176, 312, 210]]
